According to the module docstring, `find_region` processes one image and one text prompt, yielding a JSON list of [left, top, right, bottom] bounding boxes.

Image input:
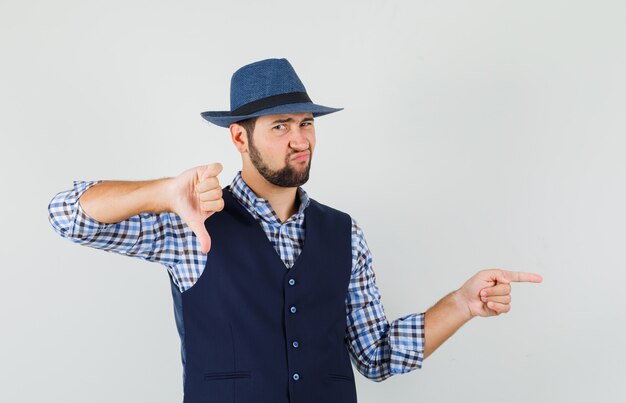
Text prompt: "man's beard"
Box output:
[[248, 136, 311, 188]]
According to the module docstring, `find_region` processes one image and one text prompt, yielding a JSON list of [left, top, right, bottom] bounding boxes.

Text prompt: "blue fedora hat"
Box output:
[[200, 58, 343, 128]]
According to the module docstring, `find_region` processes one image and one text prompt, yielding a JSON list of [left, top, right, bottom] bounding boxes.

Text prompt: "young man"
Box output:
[[47, 58, 542, 403]]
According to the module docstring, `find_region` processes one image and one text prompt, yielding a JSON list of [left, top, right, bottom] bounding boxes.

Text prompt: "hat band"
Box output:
[[230, 91, 312, 116]]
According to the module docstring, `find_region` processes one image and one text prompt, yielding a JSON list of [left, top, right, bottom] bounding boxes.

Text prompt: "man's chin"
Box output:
[[287, 173, 310, 187], [293, 161, 312, 172]]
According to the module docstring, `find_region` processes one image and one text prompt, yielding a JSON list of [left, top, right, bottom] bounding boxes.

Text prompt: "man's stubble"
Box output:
[[248, 133, 312, 188]]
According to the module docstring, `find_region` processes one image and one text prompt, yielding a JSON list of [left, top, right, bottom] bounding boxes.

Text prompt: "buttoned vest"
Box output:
[[168, 185, 358, 403]]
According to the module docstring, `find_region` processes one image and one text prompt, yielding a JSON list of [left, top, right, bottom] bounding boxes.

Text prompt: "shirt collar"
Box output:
[[228, 170, 310, 224]]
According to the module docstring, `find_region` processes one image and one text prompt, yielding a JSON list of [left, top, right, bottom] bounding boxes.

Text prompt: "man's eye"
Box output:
[[302, 122, 312, 126], [274, 124, 285, 130]]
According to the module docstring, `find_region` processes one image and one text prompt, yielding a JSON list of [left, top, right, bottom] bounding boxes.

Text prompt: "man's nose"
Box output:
[[289, 126, 310, 150]]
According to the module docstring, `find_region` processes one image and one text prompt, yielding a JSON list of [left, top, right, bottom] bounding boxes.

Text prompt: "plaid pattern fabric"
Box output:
[[47, 171, 425, 381]]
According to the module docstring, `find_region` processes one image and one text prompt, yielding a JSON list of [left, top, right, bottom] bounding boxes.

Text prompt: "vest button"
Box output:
[[292, 373, 300, 381], [288, 278, 296, 286], [292, 340, 299, 348], [290, 306, 297, 314]]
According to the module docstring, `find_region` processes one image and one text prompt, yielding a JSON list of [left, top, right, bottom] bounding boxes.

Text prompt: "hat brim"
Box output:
[[200, 102, 343, 128]]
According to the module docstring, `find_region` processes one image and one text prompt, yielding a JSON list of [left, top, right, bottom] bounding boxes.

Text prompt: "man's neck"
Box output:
[[241, 168, 299, 224]]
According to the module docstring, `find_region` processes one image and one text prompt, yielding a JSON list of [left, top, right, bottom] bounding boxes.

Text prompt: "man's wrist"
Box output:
[[451, 289, 474, 322], [145, 177, 176, 214]]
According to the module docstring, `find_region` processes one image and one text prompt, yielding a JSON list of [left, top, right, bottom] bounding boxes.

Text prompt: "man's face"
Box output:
[[245, 112, 315, 188]]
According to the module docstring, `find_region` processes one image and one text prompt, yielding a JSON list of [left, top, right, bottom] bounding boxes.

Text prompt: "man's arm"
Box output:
[[423, 289, 471, 359], [77, 178, 174, 224], [344, 218, 543, 381], [47, 163, 226, 290], [423, 270, 543, 359], [47, 179, 186, 266]]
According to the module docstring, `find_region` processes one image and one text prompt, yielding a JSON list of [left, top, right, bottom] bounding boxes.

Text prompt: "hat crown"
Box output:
[[230, 58, 307, 111]]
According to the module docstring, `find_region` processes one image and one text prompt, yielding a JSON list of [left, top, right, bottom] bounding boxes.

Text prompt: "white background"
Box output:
[[1, 0, 625, 402]]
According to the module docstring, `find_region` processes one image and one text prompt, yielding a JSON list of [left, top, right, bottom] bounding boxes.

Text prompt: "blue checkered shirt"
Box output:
[[47, 170, 425, 382]]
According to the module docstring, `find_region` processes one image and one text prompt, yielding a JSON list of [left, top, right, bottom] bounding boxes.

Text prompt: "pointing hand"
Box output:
[[169, 163, 224, 254], [457, 269, 543, 318]]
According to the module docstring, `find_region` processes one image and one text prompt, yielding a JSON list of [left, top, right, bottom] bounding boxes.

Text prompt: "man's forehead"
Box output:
[[260, 112, 314, 124]]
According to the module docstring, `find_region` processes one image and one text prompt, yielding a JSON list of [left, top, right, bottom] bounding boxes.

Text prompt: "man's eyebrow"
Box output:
[[269, 116, 315, 125], [270, 117, 294, 125]]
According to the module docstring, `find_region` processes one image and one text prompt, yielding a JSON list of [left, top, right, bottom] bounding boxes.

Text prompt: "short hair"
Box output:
[[234, 117, 258, 140]]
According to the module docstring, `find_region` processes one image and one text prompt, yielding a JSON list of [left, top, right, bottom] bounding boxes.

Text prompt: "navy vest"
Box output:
[[168, 185, 358, 403]]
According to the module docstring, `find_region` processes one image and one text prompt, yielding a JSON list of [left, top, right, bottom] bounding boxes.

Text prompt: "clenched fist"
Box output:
[[169, 162, 224, 254]]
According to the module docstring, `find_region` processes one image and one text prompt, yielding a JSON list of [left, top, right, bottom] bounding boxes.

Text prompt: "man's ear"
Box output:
[[230, 123, 248, 154]]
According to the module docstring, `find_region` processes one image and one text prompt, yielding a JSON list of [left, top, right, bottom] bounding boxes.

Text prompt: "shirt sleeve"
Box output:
[[344, 217, 425, 382], [47, 180, 205, 292]]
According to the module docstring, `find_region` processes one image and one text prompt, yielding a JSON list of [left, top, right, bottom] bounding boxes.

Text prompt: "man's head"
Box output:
[[199, 58, 341, 189], [230, 112, 315, 188]]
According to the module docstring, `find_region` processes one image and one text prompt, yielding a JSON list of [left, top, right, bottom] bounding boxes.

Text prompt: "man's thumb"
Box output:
[[189, 221, 212, 254]]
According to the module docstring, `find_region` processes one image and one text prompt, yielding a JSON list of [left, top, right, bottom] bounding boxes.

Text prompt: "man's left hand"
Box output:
[[457, 269, 543, 318]]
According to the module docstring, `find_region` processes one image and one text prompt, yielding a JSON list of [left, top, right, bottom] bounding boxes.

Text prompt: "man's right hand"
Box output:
[[168, 163, 224, 254]]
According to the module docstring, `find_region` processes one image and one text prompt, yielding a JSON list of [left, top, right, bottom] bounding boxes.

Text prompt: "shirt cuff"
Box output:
[[389, 312, 425, 374], [70, 180, 107, 238]]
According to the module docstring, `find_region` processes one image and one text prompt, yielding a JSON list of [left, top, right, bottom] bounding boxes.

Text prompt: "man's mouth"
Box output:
[[290, 150, 311, 161]]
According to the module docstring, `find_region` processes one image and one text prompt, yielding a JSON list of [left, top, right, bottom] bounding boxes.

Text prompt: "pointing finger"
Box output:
[[502, 270, 543, 283]]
